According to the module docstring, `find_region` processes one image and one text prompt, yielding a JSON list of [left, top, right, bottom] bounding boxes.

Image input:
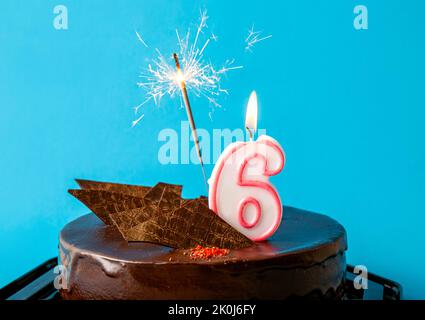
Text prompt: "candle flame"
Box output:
[[245, 91, 258, 139]]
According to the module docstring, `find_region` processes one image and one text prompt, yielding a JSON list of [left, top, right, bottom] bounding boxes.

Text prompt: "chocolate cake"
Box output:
[[59, 191, 347, 299]]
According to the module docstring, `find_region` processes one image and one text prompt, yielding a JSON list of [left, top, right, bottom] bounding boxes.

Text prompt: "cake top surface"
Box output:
[[60, 206, 347, 268]]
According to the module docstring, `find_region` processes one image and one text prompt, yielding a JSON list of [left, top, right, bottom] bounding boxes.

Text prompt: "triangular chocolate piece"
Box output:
[[75, 179, 150, 198], [111, 184, 183, 240], [143, 182, 182, 207], [68, 189, 146, 225], [199, 196, 209, 207], [69, 180, 254, 249], [157, 185, 182, 211], [121, 198, 253, 249], [181, 198, 206, 212], [109, 206, 153, 233], [108, 185, 180, 237]]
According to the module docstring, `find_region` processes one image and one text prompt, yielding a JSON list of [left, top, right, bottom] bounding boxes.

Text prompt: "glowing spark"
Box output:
[[135, 31, 149, 48], [134, 10, 242, 125], [134, 96, 153, 113], [245, 25, 272, 52], [131, 114, 145, 127]]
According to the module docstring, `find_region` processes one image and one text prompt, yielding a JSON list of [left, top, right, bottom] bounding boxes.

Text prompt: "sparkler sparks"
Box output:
[[245, 25, 272, 52], [134, 10, 242, 126], [135, 31, 149, 48]]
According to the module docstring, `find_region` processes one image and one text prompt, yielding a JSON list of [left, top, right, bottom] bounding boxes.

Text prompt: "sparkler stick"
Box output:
[[173, 53, 208, 193]]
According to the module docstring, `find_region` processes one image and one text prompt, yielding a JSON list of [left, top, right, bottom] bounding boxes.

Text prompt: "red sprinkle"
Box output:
[[189, 245, 230, 260]]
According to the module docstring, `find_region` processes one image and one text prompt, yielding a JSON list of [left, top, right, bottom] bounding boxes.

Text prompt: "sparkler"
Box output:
[[135, 10, 242, 121], [135, 10, 243, 192], [173, 52, 208, 192]]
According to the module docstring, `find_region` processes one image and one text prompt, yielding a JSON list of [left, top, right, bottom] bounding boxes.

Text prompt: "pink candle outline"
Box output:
[[238, 196, 261, 229], [209, 135, 285, 241]]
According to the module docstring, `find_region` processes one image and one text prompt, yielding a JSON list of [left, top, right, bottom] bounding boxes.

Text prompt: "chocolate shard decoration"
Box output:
[[199, 196, 209, 207], [143, 182, 182, 208], [109, 207, 153, 232], [181, 198, 206, 212], [75, 179, 150, 198], [110, 185, 181, 235], [68, 189, 147, 225], [69, 180, 253, 249], [121, 198, 253, 249]]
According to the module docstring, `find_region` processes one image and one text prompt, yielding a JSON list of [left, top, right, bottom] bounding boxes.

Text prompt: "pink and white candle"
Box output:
[[208, 91, 286, 241]]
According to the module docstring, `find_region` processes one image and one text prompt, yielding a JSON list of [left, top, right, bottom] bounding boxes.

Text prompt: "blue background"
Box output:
[[0, 0, 424, 299]]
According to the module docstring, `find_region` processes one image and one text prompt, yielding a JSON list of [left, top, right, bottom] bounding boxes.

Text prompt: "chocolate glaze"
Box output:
[[59, 206, 347, 300]]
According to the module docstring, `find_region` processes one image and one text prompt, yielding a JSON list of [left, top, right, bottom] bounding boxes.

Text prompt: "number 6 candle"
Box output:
[[208, 91, 286, 241]]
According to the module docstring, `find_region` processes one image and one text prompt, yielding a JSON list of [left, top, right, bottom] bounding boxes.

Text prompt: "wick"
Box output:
[[246, 127, 254, 142], [173, 53, 181, 70]]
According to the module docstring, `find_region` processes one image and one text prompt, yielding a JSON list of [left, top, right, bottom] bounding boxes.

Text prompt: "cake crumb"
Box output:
[[188, 245, 230, 260]]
